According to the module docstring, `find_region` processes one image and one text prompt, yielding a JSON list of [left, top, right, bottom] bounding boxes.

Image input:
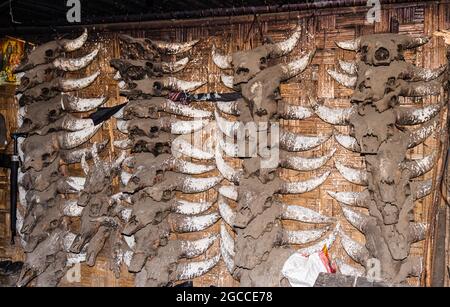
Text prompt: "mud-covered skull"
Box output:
[[122, 77, 204, 99], [22, 134, 59, 171], [110, 59, 163, 81]]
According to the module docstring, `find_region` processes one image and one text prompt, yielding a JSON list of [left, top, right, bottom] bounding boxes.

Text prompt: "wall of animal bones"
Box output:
[[1, 1, 450, 287]]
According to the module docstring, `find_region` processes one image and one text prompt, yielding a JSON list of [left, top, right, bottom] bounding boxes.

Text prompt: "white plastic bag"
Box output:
[[282, 252, 332, 287]]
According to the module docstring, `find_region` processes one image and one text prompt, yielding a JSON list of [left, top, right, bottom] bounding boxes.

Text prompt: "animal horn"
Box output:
[[272, 25, 302, 57], [409, 65, 447, 82], [53, 48, 99, 72], [327, 69, 357, 89], [62, 95, 107, 112], [397, 104, 442, 126], [334, 134, 361, 152], [402, 35, 430, 49], [217, 101, 239, 116], [335, 38, 361, 51], [148, 38, 199, 55], [212, 45, 232, 69], [280, 171, 331, 194], [404, 151, 437, 178], [335, 161, 369, 186], [59, 71, 100, 92], [174, 254, 220, 281], [164, 99, 212, 118], [172, 199, 215, 216], [281, 203, 335, 224], [310, 97, 354, 125], [215, 144, 242, 184], [338, 59, 357, 75], [178, 176, 223, 194], [165, 77, 205, 92], [58, 124, 102, 149], [218, 195, 236, 227], [341, 205, 370, 234], [280, 148, 336, 172], [281, 49, 316, 80], [409, 223, 427, 243], [171, 158, 216, 175], [408, 118, 439, 149], [171, 119, 210, 135], [161, 57, 190, 73], [280, 130, 331, 152], [279, 104, 314, 120], [297, 226, 339, 256], [327, 190, 370, 208], [180, 234, 218, 259], [218, 185, 238, 201], [412, 180, 433, 201], [221, 74, 235, 89], [62, 28, 88, 52], [340, 229, 370, 265], [283, 227, 330, 245], [172, 212, 220, 233]]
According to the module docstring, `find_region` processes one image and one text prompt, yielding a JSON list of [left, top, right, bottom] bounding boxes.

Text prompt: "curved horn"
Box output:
[[179, 176, 223, 194], [215, 144, 242, 184], [172, 199, 215, 216], [218, 185, 238, 201], [218, 195, 236, 228], [172, 158, 216, 175], [58, 124, 102, 149], [164, 99, 212, 118], [171, 119, 210, 135], [217, 101, 239, 116], [172, 137, 214, 160], [410, 64, 447, 82], [80, 153, 89, 176], [114, 139, 132, 150], [53, 48, 99, 72], [279, 104, 314, 120], [409, 222, 427, 243], [280, 130, 331, 152], [161, 57, 190, 73], [116, 119, 128, 134], [334, 134, 361, 152], [281, 204, 335, 224], [335, 161, 369, 186], [397, 104, 442, 126], [340, 229, 370, 265], [165, 77, 205, 92], [62, 28, 88, 52], [215, 109, 244, 139], [338, 59, 357, 75], [121, 171, 132, 186], [327, 190, 370, 208], [341, 206, 370, 234], [335, 38, 361, 51], [180, 234, 218, 259], [221, 74, 235, 89], [403, 36, 430, 49], [401, 79, 442, 97], [60, 114, 94, 131], [62, 95, 107, 112], [327, 69, 357, 89], [280, 171, 331, 194], [310, 97, 354, 125], [148, 38, 199, 55], [174, 253, 220, 281], [272, 25, 302, 57], [212, 45, 232, 69], [336, 259, 365, 277], [59, 71, 100, 92], [412, 180, 433, 201], [281, 49, 316, 80], [297, 226, 338, 256], [61, 140, 109, 165], [283, 227, 330, 245], [280, 148, 336, 172], [172, 212, 220, 233], [404, 151, 437, 178], [220, 222, 235, 256], [408, 118, 439, 149]]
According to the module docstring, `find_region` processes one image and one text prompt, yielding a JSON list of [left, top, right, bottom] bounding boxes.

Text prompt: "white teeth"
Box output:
[[403, 151, 437, 178], [215, 144, 242, 183], [281, 49, 316, 79], [273, 25, 302, 56], [217, 101, 239, 116], [296, 226, 339, 256], [327, 69, 357, 88], [172, 199, 215, 215], [397, 104, 442, 126], [172, 136, 214, 160], [335, 38, 361, 51], [180, 234, 218, 259], [121, 171, 132, 186], [215, 109, 244, 139], [164, 99, 212, 118], [340, 206, 369, 234], [172, 212, 220, 233], [218, 195, 236, 227], [220, 222, 235, 256], [179, 176, 222, 193], [60, 71, 100, 92], [408, 118, 439, 149], [410, 222, 427, 243], [334, 134, 361, 152], [281, 204, 335, 224], [62, 200, 84, 217], [218, 185, 238, 201], [280, 148, 336, 172], [310, 98, 354, 125], [174, 253, 221, 281], [161, 57, 190, 73], [166, 77, 206, 92], [327, 190, 370, 208], [63, 28, 88, 52], [212, 45, 232, 69], [336, 259, 365, 277], [172, 158, 216, 175], [280, 130, 331, 152], [53, 48, 99, 72], [149, 39, 199, 55], [114, 139, 132, 150], [339, 229, 369, 265], [283, 227, 329, 245], [171, 119, 210, 135], [221, 74, 235, 89], [335, 161, 368, 186], [280, 171, 330, 194], [338, 59, 357, 75], [280, 105, 314, 120]]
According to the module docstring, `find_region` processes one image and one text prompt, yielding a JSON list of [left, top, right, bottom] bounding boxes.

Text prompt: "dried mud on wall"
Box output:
[[1, 1, 450, 287]]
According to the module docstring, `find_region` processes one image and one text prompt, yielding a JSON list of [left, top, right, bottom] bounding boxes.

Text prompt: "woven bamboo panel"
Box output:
[[0, 1, 449, 287]]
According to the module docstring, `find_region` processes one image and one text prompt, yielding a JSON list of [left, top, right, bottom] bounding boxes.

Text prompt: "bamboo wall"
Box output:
[[0, 0, 449, 287]]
